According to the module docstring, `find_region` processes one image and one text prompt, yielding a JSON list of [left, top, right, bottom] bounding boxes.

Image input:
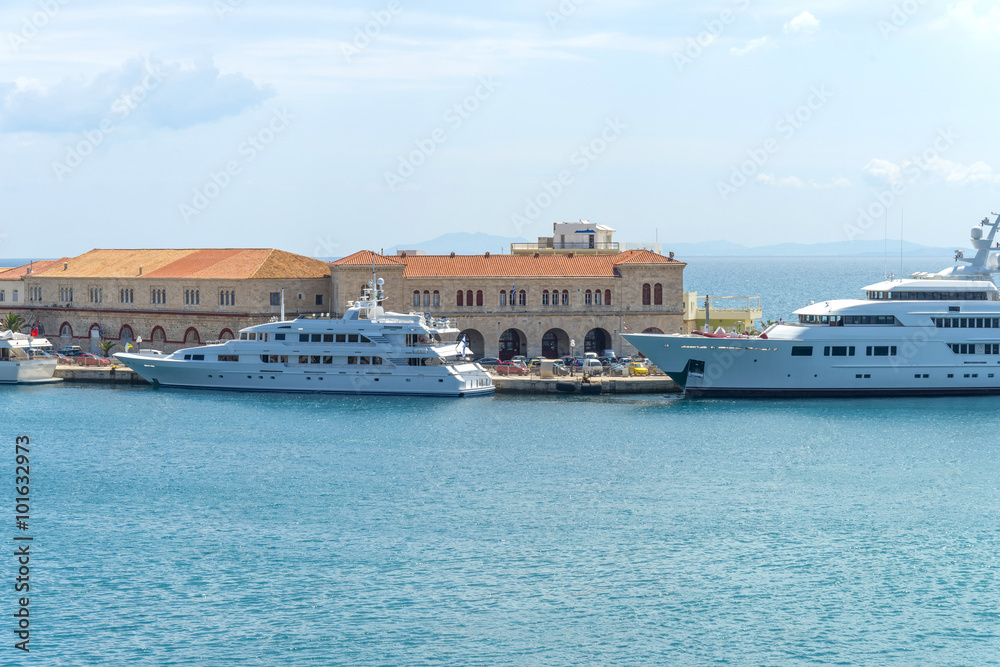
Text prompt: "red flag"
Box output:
[[30, 326, 38, 337]]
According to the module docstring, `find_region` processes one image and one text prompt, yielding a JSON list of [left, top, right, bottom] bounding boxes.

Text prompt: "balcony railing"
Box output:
[[511, 242, 620, 252]]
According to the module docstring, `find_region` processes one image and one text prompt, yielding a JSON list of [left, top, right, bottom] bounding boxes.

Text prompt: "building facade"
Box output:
[[0, 249, 331, 353], [331, 249, 685, 360]]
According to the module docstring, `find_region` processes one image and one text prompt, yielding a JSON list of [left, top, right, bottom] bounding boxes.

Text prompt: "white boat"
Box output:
[[0, 330, 60, 384], [115, 276, 494, 397], [624, 213, 1000, 397]]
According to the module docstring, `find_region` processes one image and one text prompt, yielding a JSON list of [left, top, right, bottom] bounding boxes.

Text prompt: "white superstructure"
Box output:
[[0, 331, 59, 384], [624, 213, 1000, 397], [116, 277, 494, 397]]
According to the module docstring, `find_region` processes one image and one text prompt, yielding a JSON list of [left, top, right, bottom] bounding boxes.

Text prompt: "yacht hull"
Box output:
[[117, 355, 494, 397], [624, 332, 1000, 398], [0, 359, 59, 384]]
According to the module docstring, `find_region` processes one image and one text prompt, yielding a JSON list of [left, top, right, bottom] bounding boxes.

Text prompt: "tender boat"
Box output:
[[0, 331, 60, 384], [115, 276, 494, 397], [624, 213, 1000, 397]]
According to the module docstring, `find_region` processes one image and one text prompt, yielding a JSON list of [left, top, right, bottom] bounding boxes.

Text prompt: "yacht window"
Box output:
[[261, 355, 270, 363], [192, 355, 205, 361], [348, 356, 358, 364], [373, 357, 383, 365], [791, 346, 813, 356], [323, 334, 334, 343], [298, 356, 309, 364], [336, 334, 346, 343], [218, 355, 239, 362], [348, 334, 359, 343], [240, 333, 248, 340], [275, 334, 286, 341], [360, 335, 371, 343], [360, 356, 370, 365], [323, 356, 333, 364], [249, 333, 257, 341], [184, 355, 192, 360], [311, 334, 321, 342], [311, 356, 321, 364], [299, 334, 309, 342]]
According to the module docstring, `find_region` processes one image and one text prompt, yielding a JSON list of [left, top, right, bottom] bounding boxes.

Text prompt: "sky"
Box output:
[[1, 0, 1000, 259]]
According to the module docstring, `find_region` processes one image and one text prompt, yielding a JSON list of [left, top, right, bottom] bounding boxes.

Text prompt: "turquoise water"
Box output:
[[5, 382, 1000, 665]]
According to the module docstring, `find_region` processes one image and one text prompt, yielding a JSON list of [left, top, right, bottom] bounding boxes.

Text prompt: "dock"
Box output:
[[492, 375, 679, 394], [55, 365, 149, 385]]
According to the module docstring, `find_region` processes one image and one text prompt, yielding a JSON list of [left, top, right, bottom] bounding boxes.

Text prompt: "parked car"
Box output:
[[76, 353, 111, 367], [561, 355, 577, 367], [56, 345, 84, 357], [511, 355, 528, 366], [608, 363, 627, 376], [495, 361, 529, 376], [579, 358, 604, 375], [475, 357, 502, 367], [628, 361, 650, 376]]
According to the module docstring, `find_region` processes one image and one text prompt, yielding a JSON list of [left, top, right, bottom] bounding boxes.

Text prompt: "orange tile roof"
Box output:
[[332, 250, 407, 267], [26, 249, 330, 280], [0, 259, 67, 281], [334, 250, 683, 278]]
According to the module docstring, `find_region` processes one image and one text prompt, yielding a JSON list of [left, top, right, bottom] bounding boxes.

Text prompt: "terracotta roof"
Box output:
[[331, 250, 406, 267], [333, 250, 683, 278], [0, 259, 67, 281], [25, 249, 330, 280]]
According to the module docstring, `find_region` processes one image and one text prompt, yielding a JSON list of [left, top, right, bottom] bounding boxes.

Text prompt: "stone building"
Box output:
[[330, 249, 685, 360], [0, 249, 330, 353]]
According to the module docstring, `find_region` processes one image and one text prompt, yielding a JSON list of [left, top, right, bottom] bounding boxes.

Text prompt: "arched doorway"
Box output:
[[219, 329, 235, 341], [151, 326, 167, 350], [541, 328, 569, 358], [458, 329, 485, 358], [584, 328, 611, 355], [119, 325, 134, 348], [183, 327, 200, 345], [89, 324, 102, 354], [498, 328, 526, 361]]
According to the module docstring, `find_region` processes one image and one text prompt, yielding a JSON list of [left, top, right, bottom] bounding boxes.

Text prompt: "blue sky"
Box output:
[[1, 0, 999, 259]]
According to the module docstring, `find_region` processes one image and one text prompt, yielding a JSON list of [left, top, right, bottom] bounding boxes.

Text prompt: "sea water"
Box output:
[[3, 256, 999, 665]]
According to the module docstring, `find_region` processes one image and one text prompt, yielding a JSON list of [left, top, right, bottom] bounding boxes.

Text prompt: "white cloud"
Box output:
[[730, 36, 773, 57], [783, 11, 820, 35], [935, 1, 1000, 36], [757, 173, 851, 188], [0, 56, 274, 133], [863, 156, 1000, 188]]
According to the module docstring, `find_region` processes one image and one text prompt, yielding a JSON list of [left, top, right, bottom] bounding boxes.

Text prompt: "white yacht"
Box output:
[[0, 331, 60, 384], [624, 213, 1000, 397], [115, 277, 494, 397]]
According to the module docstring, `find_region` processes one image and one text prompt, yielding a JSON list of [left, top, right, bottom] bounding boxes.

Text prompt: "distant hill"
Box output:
[[666, 240, 954, 258]]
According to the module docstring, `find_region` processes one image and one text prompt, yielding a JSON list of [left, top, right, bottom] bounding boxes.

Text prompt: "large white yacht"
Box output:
[[115, 277, 494, 397], [624, 213, 1000, 397], [0, 331, 60, 384]]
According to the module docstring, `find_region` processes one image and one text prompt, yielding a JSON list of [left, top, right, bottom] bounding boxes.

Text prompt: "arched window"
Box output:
[[433, 291, 440, 307], [553, 288, 559, 307], [423, 290, 430, 307], [219, 329, 235, 341], [183, 327, 200, 344], [585, 289, 592, 306], [642, 283, 651, 305], [542, 290, 549, 306], [605, 289, 612, 306], [413, 291, 420, 307], [476, 290, 483, 307], [59, 322, 72, 337], [518, 290, 525, 306], [561, 290, 569, 306], [499, 290, 507, 307], [466, 290, 473, 306], [12, 290, 18, 303], [595, 289, 602, 305], [654, 283, 663, 306], [119, 325, 134, 345], [456, 290, 464, 307], [0, 290, 5, 302]]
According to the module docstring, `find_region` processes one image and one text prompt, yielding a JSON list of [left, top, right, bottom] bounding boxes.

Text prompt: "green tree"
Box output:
[[0, 313, 26, 333], [97, 340, 117, 358]]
